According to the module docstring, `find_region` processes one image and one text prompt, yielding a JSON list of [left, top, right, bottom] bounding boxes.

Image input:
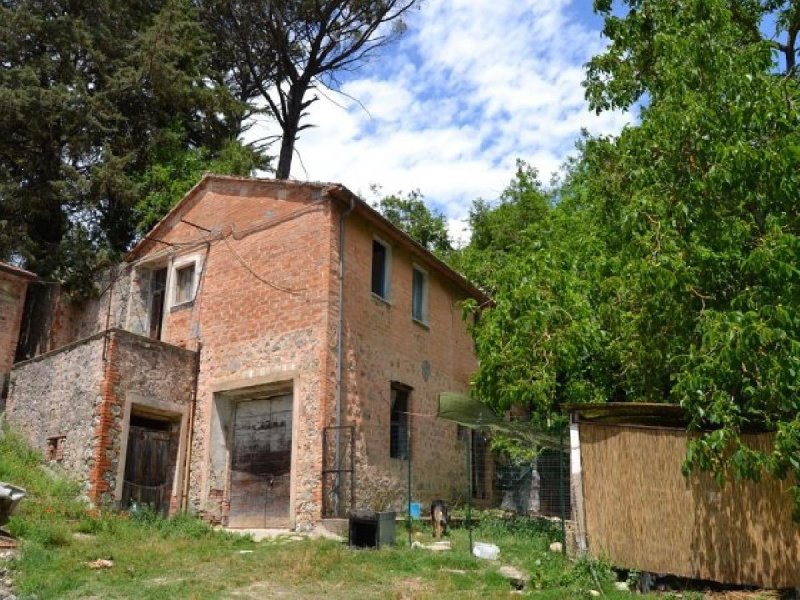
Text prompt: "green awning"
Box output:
[[437, 392, 503, 427], [437, 392, 563, 450]]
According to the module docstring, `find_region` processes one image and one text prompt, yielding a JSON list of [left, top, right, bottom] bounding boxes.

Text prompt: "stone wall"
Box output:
[[92, 330, 196, 507], [7, 329, 196, 506], [14, 267, 135, 360], [6, 333, 106, 493]]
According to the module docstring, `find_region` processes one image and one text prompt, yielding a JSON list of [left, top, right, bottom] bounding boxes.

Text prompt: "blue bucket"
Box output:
[[409, 502, 421, 519]]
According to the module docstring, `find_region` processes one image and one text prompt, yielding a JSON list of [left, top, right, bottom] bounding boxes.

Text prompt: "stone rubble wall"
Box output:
[[6, 329, 195, 506], [6, 333, 106, 494]]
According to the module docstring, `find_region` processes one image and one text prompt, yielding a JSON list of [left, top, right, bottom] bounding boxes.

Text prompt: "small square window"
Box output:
[[390, 384, 410, 460], [371, 240, 390, 299], [412, 267, 428, 323], [46, 436, 66, 462], [175, 264, 195, 305]]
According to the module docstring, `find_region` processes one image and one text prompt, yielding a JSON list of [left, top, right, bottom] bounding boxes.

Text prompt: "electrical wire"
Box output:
[[220, 234, 304, 296]]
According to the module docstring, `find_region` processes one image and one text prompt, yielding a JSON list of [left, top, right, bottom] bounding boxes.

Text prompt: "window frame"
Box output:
[[371, 237, 392, 302], [411, 264, 429, 325], [389, 382, 412, 460], [167, 252, 203, 311], [147, 266, 168, 340], [174, 264, 196, 305]]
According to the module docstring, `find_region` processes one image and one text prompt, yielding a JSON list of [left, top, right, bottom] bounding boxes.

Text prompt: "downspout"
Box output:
[[334, 191, 355, 515], [182, 340, 202, 512], [181, 241, 209, 513]]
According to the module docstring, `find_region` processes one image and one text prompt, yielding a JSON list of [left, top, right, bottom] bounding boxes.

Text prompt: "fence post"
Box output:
[[407, 418, 412, 546], [559, 425, 566, 553], [466, 429, 473, 555]]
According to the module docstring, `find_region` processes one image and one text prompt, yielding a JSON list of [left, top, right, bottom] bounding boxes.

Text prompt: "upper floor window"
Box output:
[[371, 239, 391, 300], [174, 264, 196, 305], [412, 266, 428, 324], [149, 267, 168, 340]]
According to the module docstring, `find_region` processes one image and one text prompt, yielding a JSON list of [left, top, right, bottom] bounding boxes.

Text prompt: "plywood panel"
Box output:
[[229, 394, 292, 528], [579, 423, 800, 587]]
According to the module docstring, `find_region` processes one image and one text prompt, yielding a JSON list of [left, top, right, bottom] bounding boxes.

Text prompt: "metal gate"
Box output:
[[228, 394, 293, 528]]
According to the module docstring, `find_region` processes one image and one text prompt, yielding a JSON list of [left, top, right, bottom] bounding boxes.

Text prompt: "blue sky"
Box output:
[[247, 0, 631, 244]]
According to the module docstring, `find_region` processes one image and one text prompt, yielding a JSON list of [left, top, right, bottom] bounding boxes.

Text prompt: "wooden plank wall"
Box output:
[[579, 423, 800, 588]]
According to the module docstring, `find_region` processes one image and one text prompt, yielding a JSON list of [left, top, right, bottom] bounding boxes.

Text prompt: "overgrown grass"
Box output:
[[0, 428, 648, 599]]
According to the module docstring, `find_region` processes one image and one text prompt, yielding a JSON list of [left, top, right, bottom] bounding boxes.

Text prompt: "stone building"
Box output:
[[5, 175, 487, 530]]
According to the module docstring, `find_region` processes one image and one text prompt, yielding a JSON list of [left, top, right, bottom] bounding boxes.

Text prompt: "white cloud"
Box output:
[[245, 0, 631, 237]]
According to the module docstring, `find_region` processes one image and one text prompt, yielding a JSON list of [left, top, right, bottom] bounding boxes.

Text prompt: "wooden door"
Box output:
[[228, 394, 293, 528], [121, 422, 175, 515]]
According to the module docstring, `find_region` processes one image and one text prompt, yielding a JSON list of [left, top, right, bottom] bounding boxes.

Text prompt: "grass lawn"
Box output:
[[1, 429, 646, 599]]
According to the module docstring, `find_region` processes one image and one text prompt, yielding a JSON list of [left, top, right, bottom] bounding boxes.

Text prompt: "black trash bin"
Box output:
[[348, 509, 396, 548]]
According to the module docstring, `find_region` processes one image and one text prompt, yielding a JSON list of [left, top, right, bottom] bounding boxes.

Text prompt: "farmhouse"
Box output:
[[3, 175, 487, 530]]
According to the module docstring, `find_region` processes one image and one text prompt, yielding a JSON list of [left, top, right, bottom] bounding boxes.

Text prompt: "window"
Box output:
[[371, 239, 390, 299], [148, 268, 167, 340], [390, 384, 410, 460], [412, 266, 428, 323], [174, 263, 196, 305], [46, 436, 66, 462]]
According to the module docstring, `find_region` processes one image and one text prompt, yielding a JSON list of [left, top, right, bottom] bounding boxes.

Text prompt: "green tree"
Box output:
[[585, 0, 800, 507], [134, 126, 268, 236], [373, 189, 453, 256], [454, 160, 551, 292], [201, 0, 419, 179], [461, 156, 615, 425], [0, 0, 261, 293], [469, 0, 800, 513]]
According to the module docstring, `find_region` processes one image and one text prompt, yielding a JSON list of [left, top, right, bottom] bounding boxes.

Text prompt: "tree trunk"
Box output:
[[275, 83, 306, 180]]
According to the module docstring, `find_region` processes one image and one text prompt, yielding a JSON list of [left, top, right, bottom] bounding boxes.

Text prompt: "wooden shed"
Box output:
[[567, 403, 800, 589]]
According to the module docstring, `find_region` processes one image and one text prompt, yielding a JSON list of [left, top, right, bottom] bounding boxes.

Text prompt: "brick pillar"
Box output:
[[89, 332, 121, 506]]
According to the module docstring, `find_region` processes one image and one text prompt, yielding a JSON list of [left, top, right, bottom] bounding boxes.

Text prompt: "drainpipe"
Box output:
[[333, 192, 355, 516], [182, 341, 202, 512]]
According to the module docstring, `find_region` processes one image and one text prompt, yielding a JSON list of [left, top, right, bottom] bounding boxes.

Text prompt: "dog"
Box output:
[[430, 499, 449, 538]]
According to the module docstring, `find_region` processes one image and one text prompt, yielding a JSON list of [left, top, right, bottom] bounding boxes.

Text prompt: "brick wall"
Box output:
[[0, 269, 31, 392], [339, 209, 478, 510], [131, 179, 339, 529]]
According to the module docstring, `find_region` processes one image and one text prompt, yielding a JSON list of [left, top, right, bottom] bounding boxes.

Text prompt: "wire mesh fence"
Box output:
[[372, 407, 572, 557]]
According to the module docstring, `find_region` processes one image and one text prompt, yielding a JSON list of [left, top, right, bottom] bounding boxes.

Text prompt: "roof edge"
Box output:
[[326, 185, 490, 305], [0, 262, 37, 281]]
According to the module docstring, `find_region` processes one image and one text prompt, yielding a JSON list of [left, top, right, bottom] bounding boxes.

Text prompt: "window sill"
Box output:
[[412, 318, 429, 330], [371, 293, 392, 307], [170, 300, 195, 313]]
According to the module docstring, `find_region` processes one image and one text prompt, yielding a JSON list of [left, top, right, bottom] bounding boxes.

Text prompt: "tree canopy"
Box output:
[[464, 0, 800, 515], [373, 189, 453, 257], [0, 0, 265, 294], [201, 0, 419, 179]]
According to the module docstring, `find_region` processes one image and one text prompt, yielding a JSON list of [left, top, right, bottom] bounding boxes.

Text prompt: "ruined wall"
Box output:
[[340, 212, 479, 511], [49, 267, 134, 348], [0, 269, 30, 395], [132, 179, 338, 529], [6, 329, 195, 506], [14, 267, 135, 360], [91, 330, 196, 508], [6, 333, 106, 492]]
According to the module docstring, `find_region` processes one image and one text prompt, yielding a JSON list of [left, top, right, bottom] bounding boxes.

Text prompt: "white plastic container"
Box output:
[[472, 541, 500, 560]]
